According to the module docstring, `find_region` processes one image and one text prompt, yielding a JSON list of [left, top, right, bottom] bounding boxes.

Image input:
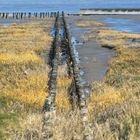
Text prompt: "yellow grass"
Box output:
[[55, 88, 71, 111], [0, 52, 43, 65], [88, 83, 131, 118], [1, 73, 49, 108], [89, 85, 125, 111], [0, 21, 52, 139], [0, 22, 51, 108], [0, 22, 52, 53], [87, 46, 140, 139], [76, 21, 105, 27], [100, 39, 126, 48], [95, 28, 140, 49], [86, 26, 140, 139], [57, 77, 72, 88], [97, 28, 140, 39], [1, 18, 140, 139], [105, 47, 140, 88], [56, 65, 72, 111]]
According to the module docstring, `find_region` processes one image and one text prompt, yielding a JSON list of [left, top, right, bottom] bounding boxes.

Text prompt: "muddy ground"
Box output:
[[67, 15, 140, 84]]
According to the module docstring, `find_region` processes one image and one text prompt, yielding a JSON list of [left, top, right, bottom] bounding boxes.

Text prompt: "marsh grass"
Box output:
[[76, 21, 105, 27], [87, 29, 140, 139], [97, 28, 140, 39], [56, 65, 72, 111], [1, 19, 140, 139], [0, 20, 73, 138], [0, 21, 52, 139], [80, 25, 140, 139], [0, 22, 52, 54], [96, 28, 140, 49]]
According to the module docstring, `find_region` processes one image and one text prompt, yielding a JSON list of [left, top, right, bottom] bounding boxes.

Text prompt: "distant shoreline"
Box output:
[[80, 8, 140, 15]]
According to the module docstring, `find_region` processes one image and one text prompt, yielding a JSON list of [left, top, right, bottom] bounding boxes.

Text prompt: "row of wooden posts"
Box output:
[[0, 12, 58, 19]]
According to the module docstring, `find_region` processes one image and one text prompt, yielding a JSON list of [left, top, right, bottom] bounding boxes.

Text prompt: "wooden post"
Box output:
[[21, 13, 23, 19], [34, 12, 37, 18], [43, 13, 45, 18], [2, 13, 5, 19], [39, 12, 41, 18], [5, 13, 9, 19], [16, 13, 18, 19], [28, 12, 31, 18], [23, 13, 26, 19], [12, 13, 14, 19]]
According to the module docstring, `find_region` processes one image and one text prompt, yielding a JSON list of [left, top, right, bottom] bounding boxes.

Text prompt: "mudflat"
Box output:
[[67, 15, 140, 84]]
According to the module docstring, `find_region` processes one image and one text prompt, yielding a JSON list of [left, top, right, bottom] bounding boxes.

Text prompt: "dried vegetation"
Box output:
[[0, 21, 52, 139], [76, 21, 105, 27], [0, 19, 140, 140]]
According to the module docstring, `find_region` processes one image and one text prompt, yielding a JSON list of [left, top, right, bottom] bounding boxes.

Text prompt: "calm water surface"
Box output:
[[103, 18, 140, 34], [0, 3, 140, 13]]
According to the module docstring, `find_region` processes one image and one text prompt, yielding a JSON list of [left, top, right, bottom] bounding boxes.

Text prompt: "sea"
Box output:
[[0, 3, 140, 34], [0, 3, 140, 13]]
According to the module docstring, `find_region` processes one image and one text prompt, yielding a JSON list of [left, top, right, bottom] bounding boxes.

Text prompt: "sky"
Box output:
[[0, 0, 140, 4]]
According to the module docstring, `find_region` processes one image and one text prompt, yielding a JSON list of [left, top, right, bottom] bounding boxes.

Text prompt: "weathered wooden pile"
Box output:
[[42, 12, 92, 140], [0, 12, 57, 19]]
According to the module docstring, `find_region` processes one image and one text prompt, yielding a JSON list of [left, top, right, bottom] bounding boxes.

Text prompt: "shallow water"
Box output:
[[68, 15, 140, 84], [68, 16, 115, 83], [103, 17, 140, 34]]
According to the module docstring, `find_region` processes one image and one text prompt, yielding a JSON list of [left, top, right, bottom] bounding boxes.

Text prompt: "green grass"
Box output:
[[0, 97, 19, 139]]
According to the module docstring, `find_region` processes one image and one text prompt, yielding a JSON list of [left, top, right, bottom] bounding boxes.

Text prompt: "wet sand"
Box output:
[[78, 40, 114, 83], [67, 15, 140, 84]]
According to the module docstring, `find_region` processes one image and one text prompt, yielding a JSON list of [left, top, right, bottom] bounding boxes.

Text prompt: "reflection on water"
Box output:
[[104, 18, 140, 34]]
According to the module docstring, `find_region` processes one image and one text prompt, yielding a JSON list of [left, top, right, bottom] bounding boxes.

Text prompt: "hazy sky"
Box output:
[[0, 0, 140, 4]]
